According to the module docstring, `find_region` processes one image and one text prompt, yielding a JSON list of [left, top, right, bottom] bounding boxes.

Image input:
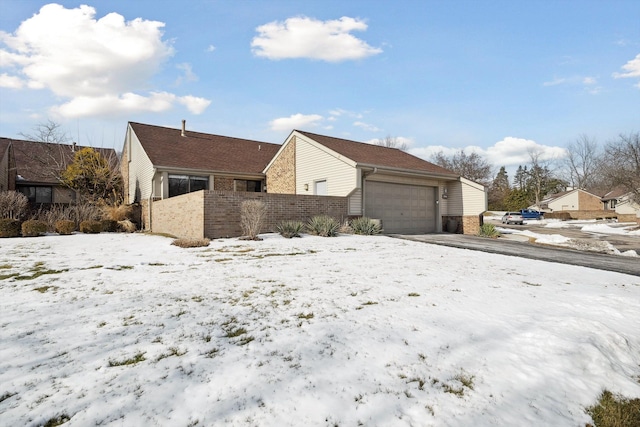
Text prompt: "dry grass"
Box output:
[[103, 204, 132, 221], [118, 219, 136, 233], [171, 238, 211, 248], [586, 390, 640, 427]]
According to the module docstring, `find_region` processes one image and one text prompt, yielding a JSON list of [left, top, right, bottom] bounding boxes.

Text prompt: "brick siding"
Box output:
[[213, 177, 234, 191], [443, 215, 481, 235], [578, 191, 604, 211], [265, 136, 296, 194], [151, 190, 348, 239]]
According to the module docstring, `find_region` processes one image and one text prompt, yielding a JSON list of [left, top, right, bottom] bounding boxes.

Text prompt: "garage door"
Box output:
[[365, 181, 436, 234]]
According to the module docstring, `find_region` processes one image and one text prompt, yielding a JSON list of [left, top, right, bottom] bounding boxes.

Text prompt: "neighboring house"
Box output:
[[602, 187, 640, 218], [2, 137, 117, 205], [0, 138, 15, 192], [537, 188, 604, 212], [264, 130, 487, 234], [121, 121, 280, 225]]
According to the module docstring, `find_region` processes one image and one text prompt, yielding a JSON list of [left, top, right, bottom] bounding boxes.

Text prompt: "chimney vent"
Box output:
[[181, 119, 186, 137], [72, 142, 77, 152]]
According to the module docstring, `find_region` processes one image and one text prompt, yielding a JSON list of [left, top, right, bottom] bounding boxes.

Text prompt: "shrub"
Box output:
[[80, 220, 103, 234], [240, 200, 266, 240], [103, 204, 132, 222], [21, 220, 47, 237], [307, 215, 340, 237], [55, 220, 76, 235], [350, 217, 382, 235], [118, 219, 136, 233], [68, 203, 102, 226], [0, 191, 29, 220], [478, 223, 500, 238], [172, 238, 210, 248], [101, 219, 118, 232], [0, 218, 21, 238], [37, 204, 69, 232], [276, 220, 304, 238]]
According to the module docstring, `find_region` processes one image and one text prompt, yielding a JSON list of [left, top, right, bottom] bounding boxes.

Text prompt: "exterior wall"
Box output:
[[151, 191, 205, 239], [548, 191, 580, 211], [0, 147, 8, 192], [214, 177, 234, 191], [545, 210, 635, 222], [615, 199, 639, 215], [124, 126, 155, 203], [295, 134, 357, 196], [348, 188, 362, 215], [462, 215, 481, 235], [460, 178, 487, 215], [578, 190, 604, 211], [203, 191, 348, 238], [120, 142, 130, 203], [53, 187, 75, 204], [265, 136, 296, 194]]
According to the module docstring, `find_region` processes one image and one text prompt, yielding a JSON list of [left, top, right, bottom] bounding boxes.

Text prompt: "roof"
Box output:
[[7, 138, 117, 185], [601, 186, 631, 201], [295, 130, 457, 177], [129, 122, 280, 175], [0, 138, 10, 158]]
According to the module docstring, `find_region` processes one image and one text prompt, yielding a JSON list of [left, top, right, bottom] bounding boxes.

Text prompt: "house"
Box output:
[[2, 138, 117, 205], [264, 130, 487, 234], [0, 138, 14, 192], [537, 188, 604, 212], [602, 187, 640, 220], [121, 121, 280, 226]]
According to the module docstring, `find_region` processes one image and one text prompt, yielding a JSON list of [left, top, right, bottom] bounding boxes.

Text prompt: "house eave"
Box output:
[[154, 165, 266, 179], [357, 163, 459, 181]]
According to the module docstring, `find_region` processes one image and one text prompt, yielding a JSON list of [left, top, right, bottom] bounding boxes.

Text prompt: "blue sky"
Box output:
[[0, 1, 638, 173]]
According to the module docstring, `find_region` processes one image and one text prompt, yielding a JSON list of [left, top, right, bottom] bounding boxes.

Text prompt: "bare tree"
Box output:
[[564, 134, 602, 190], [374, 135, 407, 151], [18, 119, 71, 144], [602, 131, 640, 201], [526, 148, 565, 207], [430, 149, 493, 185]]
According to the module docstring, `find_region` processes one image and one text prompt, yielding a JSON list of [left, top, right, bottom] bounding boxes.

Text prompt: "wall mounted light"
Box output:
[[304, 183, 309, 191], [442, 187, 448, 199]]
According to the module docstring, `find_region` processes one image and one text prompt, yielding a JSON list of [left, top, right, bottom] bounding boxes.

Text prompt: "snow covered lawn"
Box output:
[[1, 233, 639, 426]]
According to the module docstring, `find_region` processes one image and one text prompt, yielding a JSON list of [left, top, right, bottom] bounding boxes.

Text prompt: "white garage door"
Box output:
[[365, 181, 436, 234]]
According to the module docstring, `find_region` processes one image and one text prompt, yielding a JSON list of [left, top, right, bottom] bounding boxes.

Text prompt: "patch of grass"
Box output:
[[523, 281, 542, 287], [214, 258, 233, 262], [106, 265, 134, 270], [97, 321, 107, 328], [147, 262, 165, 266], [225, 327, 248, 338], [191, 295, 204, 303], [108, 351, 146, 367], [0, 391, 17, 403], [361, 301, 378, 306], [297, 312, 314, 320], [408, 292, 420, 297], [14, 268, 68, 281], [586, 390, 640, 427], [34, 285, 57, 293], [0, 272, 19, 280], [0, 264, 11, 269], [408, 377, 426, 390], [84, 265, 103, 270], [204, 348, 220, 358], [172, 238, 210, 248], [156, 347, 187, 361], [42, 414, 71, 427], [442, 371, 475, 398]]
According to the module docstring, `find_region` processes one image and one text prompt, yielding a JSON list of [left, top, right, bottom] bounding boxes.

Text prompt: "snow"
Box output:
[[1, 233, 639, 426]]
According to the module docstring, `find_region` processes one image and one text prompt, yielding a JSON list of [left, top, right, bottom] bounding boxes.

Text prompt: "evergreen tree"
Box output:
[[60, 148, 122, 203], [488, 166, 510, 210]]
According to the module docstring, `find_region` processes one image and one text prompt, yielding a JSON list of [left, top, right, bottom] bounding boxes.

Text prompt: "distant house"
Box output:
[[264, 130, 487, 234], [602, 187, 640, 218], [0, 137, 117, 205], [121, 121, 280, 225], [0, 138, 14, 192], [537, 188, 604, 212]]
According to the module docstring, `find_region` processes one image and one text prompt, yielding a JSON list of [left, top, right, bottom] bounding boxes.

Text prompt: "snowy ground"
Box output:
[[1, 233, 639, 426], [487, 215, 640, 257]]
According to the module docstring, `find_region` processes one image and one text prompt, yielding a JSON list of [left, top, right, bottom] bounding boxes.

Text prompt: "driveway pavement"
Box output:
[[392, 233, 640, 277]]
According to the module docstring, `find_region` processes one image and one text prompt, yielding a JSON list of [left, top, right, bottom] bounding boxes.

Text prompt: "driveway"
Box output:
[[392, 233, 640, 277]]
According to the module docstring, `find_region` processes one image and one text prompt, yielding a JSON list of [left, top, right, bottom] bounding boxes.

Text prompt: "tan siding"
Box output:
[[549, 191, 580, 211], [461, 179, 487, 215], [126, 125, 155, 202], [348, 188, 362, 215], [296, 135, 357, 196], [445, 181, 464, 215]]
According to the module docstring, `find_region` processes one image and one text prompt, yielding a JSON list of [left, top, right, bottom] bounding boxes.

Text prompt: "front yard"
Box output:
[[1, 233, 639, 426]]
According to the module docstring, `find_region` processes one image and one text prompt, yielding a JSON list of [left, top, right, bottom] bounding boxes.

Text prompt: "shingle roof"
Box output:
[[295, 130, 457, 176], [602, 186, 630, 200], [0, 138, 10, 157], [8, 138, 117, 184], [130, 122, 280, 175]]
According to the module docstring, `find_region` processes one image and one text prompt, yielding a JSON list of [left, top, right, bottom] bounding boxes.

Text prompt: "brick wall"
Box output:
[[443, 215, 481, 235], [151, 191, 205, 238], [578, 191, 604, 210], [265, 136, 296, 194], [214, 177, 234, 191], [546, 210, 636, 222], [203, 191, 348, 238]]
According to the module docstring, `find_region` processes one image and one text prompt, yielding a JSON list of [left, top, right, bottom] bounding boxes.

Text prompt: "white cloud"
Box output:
[[177, 95, 211, 114], [0, 4, 210, 117], [207, 45, 216, 52], [353, 121, 380, 132], [175, 63, 198, 85], [251, 16, 382, 62], [0, 72, 24, 89], [582, 77, 597, 85], [486, 137, 567, 166], [542, 77, 566, 87], [613, 54, 640, 86], [269, 113, 323, 131]]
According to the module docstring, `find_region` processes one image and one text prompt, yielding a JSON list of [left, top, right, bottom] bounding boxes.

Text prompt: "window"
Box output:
[[18, 186, 53, 204], [168, 174, 208, 197], [610, 199, 617, 209], [246, 180, 262, 192]]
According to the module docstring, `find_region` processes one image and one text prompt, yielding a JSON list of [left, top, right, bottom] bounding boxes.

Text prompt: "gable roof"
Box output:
[[295, 130, 457, 177], [540, 188, 603, 205], [602, 186, 632, 201], [129, 122, 280, 175], [0, 138, 10, 158], [7, 138, 117, 185]]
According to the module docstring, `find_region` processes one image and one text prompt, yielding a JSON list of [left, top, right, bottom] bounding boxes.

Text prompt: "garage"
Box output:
[[364, 181, 436, 234]]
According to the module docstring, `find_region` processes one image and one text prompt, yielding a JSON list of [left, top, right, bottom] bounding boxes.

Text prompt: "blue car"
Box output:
[[520, 209, 544, 220]]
